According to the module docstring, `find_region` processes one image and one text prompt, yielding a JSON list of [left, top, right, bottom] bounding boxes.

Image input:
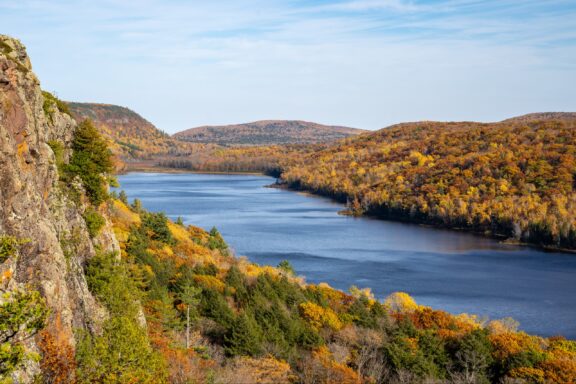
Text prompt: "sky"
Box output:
[[0, 0, 575, 133]]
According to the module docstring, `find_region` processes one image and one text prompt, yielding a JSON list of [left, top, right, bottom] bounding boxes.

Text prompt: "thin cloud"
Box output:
[[321, 0, 419, 12], [0, 0, 573, 132]]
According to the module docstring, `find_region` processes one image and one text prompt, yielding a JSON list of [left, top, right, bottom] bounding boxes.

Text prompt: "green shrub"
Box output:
[[277, 260, 295, 275], [83, 208, 105, 238], [207, 227, 227, 251], [194, 262, 218, 276], [447, 329, 493, 383], [141, 212, 174, 245], [118, 190, 128, 205], [199, 289, 234, 328], [85, 251, 140, 317], [42, 91, 70, 123], [131, 199, 143, 213], [384, 334, 442, 379], [0, 235, 26, 263], [0, 289, 48, 378], [47, 140, 66, 175], [75, 316, 166, 383], [79, 251, 165, 381]]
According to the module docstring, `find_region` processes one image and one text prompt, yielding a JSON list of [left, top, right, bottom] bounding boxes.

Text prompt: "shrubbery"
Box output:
[[78, 251, 165, 382], [98, 196, 576, 383], [141, 212, 174, 245], [0, 235, 48, 380], [82, 207, 105, 238], [0, 235, 27, 263], [42, 91, 70, 123]]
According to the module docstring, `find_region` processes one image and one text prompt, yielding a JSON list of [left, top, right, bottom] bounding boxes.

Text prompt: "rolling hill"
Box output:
[[279, 113, 576, 250], [173, 120, 366, 145], [67, 102, 196, 159], [501, 112, 576, 123]]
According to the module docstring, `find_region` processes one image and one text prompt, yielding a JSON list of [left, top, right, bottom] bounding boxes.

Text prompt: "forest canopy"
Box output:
[[280, 118, 576, 250]]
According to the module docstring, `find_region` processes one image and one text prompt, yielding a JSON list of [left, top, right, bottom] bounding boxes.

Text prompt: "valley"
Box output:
[[1, 33, 575, 383]]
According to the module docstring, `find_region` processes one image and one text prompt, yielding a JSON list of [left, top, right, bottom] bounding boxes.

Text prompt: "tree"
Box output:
[[82, 207, 105, 238], [224, 312, 263, 357], [385, 292, 419, 313], [80, 251, 166, 382], [141, 212, 174, 245], [177, 285, 201, 349], [119, 190, 128, 205], [207, 227, 227, 251], [131, 198, 143, 213], [278, 260, 295, 275], [67, 119, 114, 205], [75, 317, 166, 383]]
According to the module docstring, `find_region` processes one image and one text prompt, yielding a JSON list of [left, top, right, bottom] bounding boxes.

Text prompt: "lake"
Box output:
[[116, 172, 576, 338]]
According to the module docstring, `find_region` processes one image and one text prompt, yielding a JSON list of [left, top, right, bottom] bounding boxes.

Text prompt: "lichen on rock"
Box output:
[[0, 34, 127, 382]]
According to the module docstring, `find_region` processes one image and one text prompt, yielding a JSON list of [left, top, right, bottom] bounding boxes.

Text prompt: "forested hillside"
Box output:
[[502, 113, 576, 123], [95, 193, 576, 383], [67, 102, 206, 160], [174, 120, 365, 146], [157, 144, 318, 175], [280, 117, 576, 250]]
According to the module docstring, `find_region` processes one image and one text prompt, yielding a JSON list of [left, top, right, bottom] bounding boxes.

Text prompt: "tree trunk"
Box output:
[[186, 304, 190, 349]]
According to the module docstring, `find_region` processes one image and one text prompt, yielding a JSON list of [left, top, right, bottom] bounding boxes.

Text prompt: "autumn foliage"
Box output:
[[99, 196, 576, 383], [38, 316, 76, 384], [281, 118, 576, 249]]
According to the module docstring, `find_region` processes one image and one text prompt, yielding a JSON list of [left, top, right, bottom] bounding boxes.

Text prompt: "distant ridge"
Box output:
[[173, 120, 366, 145], [502, 112, 576, 123]]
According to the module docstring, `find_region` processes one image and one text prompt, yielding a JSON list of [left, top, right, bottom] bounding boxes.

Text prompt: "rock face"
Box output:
[[0, 35, 118, 380]]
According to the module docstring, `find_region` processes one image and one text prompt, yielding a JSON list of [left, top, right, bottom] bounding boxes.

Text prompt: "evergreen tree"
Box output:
[[119, 190, 128, 205], [67, 119, 114, 205], [224, 312, 263, 357]]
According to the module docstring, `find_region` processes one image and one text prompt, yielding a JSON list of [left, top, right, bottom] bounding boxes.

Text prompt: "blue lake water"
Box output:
[[116, 172, 576, 338]]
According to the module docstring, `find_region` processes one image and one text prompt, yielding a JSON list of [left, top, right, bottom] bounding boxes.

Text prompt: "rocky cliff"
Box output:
[[0, 35, 119, 381]]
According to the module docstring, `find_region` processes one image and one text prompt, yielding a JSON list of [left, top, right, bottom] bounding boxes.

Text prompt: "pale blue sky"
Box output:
[[1, 0, 575, 133]]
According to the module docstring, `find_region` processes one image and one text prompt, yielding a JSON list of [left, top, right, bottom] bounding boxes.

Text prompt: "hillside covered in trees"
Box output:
[[67, 102, 208, 160], [279, 117, 576, 250], [157, 144, 317, 175], [88, 192, 576, 383], [174, 120, 366, 146]]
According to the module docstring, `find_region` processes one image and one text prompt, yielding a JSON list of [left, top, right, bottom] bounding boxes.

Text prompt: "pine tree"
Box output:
[[224, 312, 263, 357]]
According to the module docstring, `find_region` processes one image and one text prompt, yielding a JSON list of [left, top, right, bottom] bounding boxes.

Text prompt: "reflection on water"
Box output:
[[116, 173, 576, 338]]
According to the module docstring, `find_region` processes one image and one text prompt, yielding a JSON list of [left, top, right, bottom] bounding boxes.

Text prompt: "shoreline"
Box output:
[[114, 171, 576, 339], [268, 181, 576, 255], [119, 165, 266, 176], [117, 168, 576, 255]]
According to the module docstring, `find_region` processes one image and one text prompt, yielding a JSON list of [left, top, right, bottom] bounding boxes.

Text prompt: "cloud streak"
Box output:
[[0, 0, 574, 132]]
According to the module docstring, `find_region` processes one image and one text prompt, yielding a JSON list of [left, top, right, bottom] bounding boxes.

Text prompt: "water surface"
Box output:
[[117, 172, 576, 338]]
